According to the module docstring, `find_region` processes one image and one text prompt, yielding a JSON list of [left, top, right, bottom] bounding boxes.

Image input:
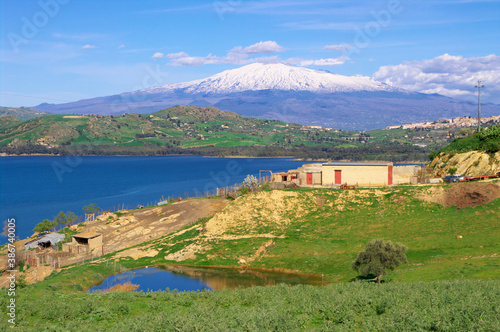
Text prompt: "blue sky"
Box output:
[[1, 0, 499, 107]]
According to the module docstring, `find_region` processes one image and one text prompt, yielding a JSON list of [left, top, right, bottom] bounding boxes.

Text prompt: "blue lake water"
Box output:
[[87, 265, 325, 293], [87, 267, 212, 293], [0, 156, 305, 241]]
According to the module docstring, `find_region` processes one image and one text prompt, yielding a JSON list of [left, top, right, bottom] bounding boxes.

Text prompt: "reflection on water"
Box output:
[[87, 265, 325, 293]]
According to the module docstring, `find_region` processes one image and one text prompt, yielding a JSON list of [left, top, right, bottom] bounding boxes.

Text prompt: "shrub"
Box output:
[[428, 150, 439, 161], [351, 239, 408, 284], [260, 182, 271, 191], [477, 124, 500, 140], [243, 174, 259, 188], [483, 141, 500, 154]]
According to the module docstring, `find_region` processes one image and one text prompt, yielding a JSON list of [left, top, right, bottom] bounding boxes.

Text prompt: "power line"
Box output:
[[474, 81, 485, 132], [0, 92, 73, 104]]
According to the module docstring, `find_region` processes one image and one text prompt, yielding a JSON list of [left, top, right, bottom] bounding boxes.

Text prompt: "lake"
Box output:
[[0, 156, 306, 241], [87, 265, 325, 293]]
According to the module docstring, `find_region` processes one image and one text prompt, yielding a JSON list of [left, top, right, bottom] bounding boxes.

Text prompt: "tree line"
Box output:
[[32, 204, 100, 233], [1, 141, 429, 162]]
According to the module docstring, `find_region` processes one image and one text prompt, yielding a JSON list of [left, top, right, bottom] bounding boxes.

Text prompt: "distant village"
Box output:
[[384, 115, 500, 130]]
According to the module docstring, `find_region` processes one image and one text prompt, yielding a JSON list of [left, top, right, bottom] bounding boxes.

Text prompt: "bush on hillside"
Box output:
[[483, 141, 500, 154], [352, 239, 408, 284], [477, 124, 500, 141], [428, 149, 439, 161]]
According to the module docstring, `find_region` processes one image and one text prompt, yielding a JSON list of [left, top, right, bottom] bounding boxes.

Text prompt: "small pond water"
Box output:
[[87, 265, 325, 293]]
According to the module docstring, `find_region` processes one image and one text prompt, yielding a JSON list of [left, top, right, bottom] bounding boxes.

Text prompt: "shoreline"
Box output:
[[84, 262, 328, 292], [0, 153, 427, 164]]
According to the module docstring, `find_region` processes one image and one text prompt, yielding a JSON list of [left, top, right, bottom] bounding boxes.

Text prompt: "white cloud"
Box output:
[[166, 41, 286, 66], [311, 57, 349, 66], [170, 54, 219, 66], [81, 44, 97, 49], [151, 52, 164, 59], [165, 41, 348, 68], [373, 54, 500, 103], [166, 52, 190, 59], [287, 56, 349, 67], [238, 41, 286, 54], [118, 45, 125, 49], [324, 44, 350, 51]]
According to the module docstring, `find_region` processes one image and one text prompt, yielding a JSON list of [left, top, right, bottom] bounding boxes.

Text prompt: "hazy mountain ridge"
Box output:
[[0, 106, 47, 121]]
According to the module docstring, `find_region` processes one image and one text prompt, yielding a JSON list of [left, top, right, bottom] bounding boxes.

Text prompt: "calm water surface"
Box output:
[[87, 265, 325, 293], [0, 156, 306, 241]]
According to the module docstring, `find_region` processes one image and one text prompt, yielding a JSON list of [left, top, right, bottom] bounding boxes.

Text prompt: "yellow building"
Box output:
[[322, 162, 393, 186], [63, 231, 103, 255]]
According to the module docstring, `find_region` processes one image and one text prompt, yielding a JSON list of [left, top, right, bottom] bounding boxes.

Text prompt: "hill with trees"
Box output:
[[430, 124, 500, 177], [0, 105, 477, 161], [0, 106, 46, 121]]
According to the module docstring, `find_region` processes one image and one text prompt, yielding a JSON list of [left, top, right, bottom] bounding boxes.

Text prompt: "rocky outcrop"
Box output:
[[430, 151, 500, 177]]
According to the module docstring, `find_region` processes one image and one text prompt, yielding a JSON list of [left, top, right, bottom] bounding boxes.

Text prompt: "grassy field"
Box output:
[[2, 184, 499, 330], [18, 185, 500, 289], [119, 185, 499, 284], [2, 279, 498, 330]]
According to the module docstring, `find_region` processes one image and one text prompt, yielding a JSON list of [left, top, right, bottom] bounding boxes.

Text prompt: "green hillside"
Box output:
[[2, 184, 499, 330], [17, 185, 500, 290], [439, 124, 500, 155], [0, 105, 469, 160], [4, 105, 496, 161]]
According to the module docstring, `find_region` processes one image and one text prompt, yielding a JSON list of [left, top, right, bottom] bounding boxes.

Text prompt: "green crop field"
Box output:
[[2, 279, 498, 331]]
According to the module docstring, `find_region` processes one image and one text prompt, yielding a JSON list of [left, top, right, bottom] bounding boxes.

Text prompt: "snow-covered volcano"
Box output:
[[143, 63, 400, 94], [33, 63, 500, 130]]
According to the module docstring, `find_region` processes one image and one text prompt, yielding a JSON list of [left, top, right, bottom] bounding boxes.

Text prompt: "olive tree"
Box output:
[[351, 239, 408, 284], [82, 203, 100, 215], [243, 174, 259, 188], [54, 211, 78, 227], [33, 211, 78, 233], [33, 219, 57, 233]]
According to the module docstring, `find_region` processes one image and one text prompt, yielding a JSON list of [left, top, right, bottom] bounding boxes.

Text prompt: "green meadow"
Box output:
[[3, 184, 498, 330]]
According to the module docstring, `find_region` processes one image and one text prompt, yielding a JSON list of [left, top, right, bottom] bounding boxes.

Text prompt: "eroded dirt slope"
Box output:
[[88, 198, 229, 254], [418, 182, 500, 208]]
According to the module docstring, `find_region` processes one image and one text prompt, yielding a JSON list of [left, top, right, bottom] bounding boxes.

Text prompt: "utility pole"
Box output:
[[475, 81, 485, 132]]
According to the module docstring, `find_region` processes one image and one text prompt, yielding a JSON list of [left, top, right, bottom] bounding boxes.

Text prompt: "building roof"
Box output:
[[24, 232, 65, 250], [73, 232, 102, 239], [323, 162, 393, 167]]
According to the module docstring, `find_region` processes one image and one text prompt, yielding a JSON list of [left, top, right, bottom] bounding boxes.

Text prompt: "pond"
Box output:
[[87, 265, 326, 293]]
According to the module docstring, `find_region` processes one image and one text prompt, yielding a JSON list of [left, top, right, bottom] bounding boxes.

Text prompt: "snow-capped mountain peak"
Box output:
[[143, 63, 400, 94]]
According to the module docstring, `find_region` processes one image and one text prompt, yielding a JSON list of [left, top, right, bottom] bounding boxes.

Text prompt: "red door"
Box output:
[[388, 166, 393, 185], [306, 173, 313, 185], [335, 170, 342, 184]]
